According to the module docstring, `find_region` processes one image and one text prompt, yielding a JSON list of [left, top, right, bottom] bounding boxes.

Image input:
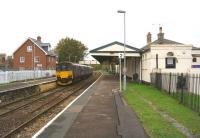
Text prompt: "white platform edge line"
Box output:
[[32, 74, 102, 138]]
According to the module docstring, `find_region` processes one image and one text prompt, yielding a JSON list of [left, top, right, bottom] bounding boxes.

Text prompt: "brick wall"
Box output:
[[46, 55, 56, 69]]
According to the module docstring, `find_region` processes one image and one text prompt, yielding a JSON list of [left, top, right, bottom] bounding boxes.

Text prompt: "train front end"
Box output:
[[56, 62, 73, 85]]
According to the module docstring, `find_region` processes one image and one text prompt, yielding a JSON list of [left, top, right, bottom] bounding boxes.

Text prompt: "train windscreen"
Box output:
[[56, 64, 72, 71]]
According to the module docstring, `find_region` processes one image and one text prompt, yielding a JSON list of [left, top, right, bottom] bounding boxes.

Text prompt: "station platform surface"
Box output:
[[34, 74, 148, 138], [0, 77, 56, 93]]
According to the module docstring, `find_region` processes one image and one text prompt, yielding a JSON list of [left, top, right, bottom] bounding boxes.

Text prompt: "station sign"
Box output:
[[192, 65, 200, 68], [37, 64, 42, 67], [118, 53, 124, 59]]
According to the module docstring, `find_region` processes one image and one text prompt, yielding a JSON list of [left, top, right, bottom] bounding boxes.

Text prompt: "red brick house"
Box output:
[[0, 53, 6, 70], [13, 36, 56, 70]]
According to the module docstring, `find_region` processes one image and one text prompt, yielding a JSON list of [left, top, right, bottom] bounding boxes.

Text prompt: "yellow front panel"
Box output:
[[56, 71, 73, 79]]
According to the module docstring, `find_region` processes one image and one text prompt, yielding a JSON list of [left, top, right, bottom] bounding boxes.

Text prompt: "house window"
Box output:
[[166, 57, 176, 68], [193, 57, 197, 62], [27, 46, 32, 52], [34, 56, 40, 63], [20, 56, 25, 63], [48, 57, 51, 62]]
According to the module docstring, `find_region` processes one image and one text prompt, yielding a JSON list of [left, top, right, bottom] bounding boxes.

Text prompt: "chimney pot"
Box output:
[[147, 32, 152, 44], [159, 27, 162, 33], [37, 36, 41, 42]]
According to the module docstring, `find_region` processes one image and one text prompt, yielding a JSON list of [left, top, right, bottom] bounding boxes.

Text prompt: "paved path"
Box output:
[[35, 74, 148, 138], [64, 75, 120, 138]]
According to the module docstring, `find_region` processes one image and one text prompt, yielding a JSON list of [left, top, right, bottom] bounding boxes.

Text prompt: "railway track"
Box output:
[[0, 84, 79, 117], [0, 74, 98, 138]]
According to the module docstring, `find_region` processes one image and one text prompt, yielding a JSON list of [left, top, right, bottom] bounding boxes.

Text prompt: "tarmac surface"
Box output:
[[34, 74, 148, 138], [64, 75, 120, 138]]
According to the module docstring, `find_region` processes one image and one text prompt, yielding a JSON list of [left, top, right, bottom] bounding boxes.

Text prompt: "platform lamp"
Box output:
[[117, 10, 126, 91]]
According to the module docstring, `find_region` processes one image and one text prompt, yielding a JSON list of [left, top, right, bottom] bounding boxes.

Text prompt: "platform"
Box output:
[[33, 74, 148, 138], [0, 77, 56, 93]]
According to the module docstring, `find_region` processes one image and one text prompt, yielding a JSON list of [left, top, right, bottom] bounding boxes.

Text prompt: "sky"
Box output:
[[0, 0, 200, 56]]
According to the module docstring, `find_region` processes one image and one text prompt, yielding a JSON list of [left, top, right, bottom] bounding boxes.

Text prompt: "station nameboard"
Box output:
[[192, 65, 200, 68]]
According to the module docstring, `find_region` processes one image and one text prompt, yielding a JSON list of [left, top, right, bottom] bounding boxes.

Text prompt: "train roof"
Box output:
[[57, 61, 92, 68]]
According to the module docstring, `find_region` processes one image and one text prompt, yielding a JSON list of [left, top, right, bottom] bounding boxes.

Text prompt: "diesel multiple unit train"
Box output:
[[56, 61, 93, 85]]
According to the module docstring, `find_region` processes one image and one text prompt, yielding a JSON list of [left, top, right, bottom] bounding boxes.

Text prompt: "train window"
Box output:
[[61, 65, 71, 71]]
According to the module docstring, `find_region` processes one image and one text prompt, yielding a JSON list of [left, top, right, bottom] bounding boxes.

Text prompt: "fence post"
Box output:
[[195, 74, 198, 111], [169, 72, 171, 95], [181, 73, 184, 104], [198, 74, 200, 115], [5, 71, 8, 83], [155, 72, 157, 88]]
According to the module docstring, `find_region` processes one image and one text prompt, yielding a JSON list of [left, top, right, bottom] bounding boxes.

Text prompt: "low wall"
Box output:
[[0, 81, 57, 105], [39, 82, 57, 92]]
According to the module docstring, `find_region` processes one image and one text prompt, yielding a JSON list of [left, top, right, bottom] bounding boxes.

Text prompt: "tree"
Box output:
[[55, 37, 88, 63]]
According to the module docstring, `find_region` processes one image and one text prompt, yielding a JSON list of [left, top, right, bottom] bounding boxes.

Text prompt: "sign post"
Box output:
[[119, 53, 124, 92]]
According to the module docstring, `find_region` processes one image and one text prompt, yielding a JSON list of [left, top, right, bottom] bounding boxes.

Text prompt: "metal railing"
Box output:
[[151, 72, 200, 114], [0, 70, 56, 84]]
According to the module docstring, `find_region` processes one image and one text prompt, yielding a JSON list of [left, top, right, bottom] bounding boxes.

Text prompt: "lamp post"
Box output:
[[119, 53, 122, 92], [117, 10, 126, 91]]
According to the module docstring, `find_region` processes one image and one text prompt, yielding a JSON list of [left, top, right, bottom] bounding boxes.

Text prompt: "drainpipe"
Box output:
[[140, 52, 143, 83]]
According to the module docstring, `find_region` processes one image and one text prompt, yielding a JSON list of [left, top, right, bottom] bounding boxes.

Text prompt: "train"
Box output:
[[56, 61, 93, 85]]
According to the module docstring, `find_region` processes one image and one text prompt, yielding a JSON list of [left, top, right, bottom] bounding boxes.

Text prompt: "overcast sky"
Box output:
[[0, 0, 200, 55]]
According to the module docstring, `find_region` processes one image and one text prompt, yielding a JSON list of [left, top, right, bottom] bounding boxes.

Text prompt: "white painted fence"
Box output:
[[0, 70, 56, 84]]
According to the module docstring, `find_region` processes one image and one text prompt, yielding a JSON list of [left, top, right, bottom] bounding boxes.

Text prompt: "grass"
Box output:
[[168, 89, 200, 112], [123, 83, 200, 138], [179, 92, 200, 112]]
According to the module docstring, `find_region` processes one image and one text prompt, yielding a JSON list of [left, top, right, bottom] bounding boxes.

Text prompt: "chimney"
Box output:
[[157, 27, 164, 44], [37, 36, 41, 42], [159, 26, 162, 33], [147, 32, 152, 44]]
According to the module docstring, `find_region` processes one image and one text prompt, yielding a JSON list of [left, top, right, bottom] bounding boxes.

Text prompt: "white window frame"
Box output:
[[166, 57, 176, 68], [20, 56, 25, 63], [34, 56, 40, 63], [27, 45, 32, 52]]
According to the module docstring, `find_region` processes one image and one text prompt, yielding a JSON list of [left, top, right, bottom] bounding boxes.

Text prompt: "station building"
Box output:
[[90, 27, 200, 83], [90, 41, 141, 80]]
